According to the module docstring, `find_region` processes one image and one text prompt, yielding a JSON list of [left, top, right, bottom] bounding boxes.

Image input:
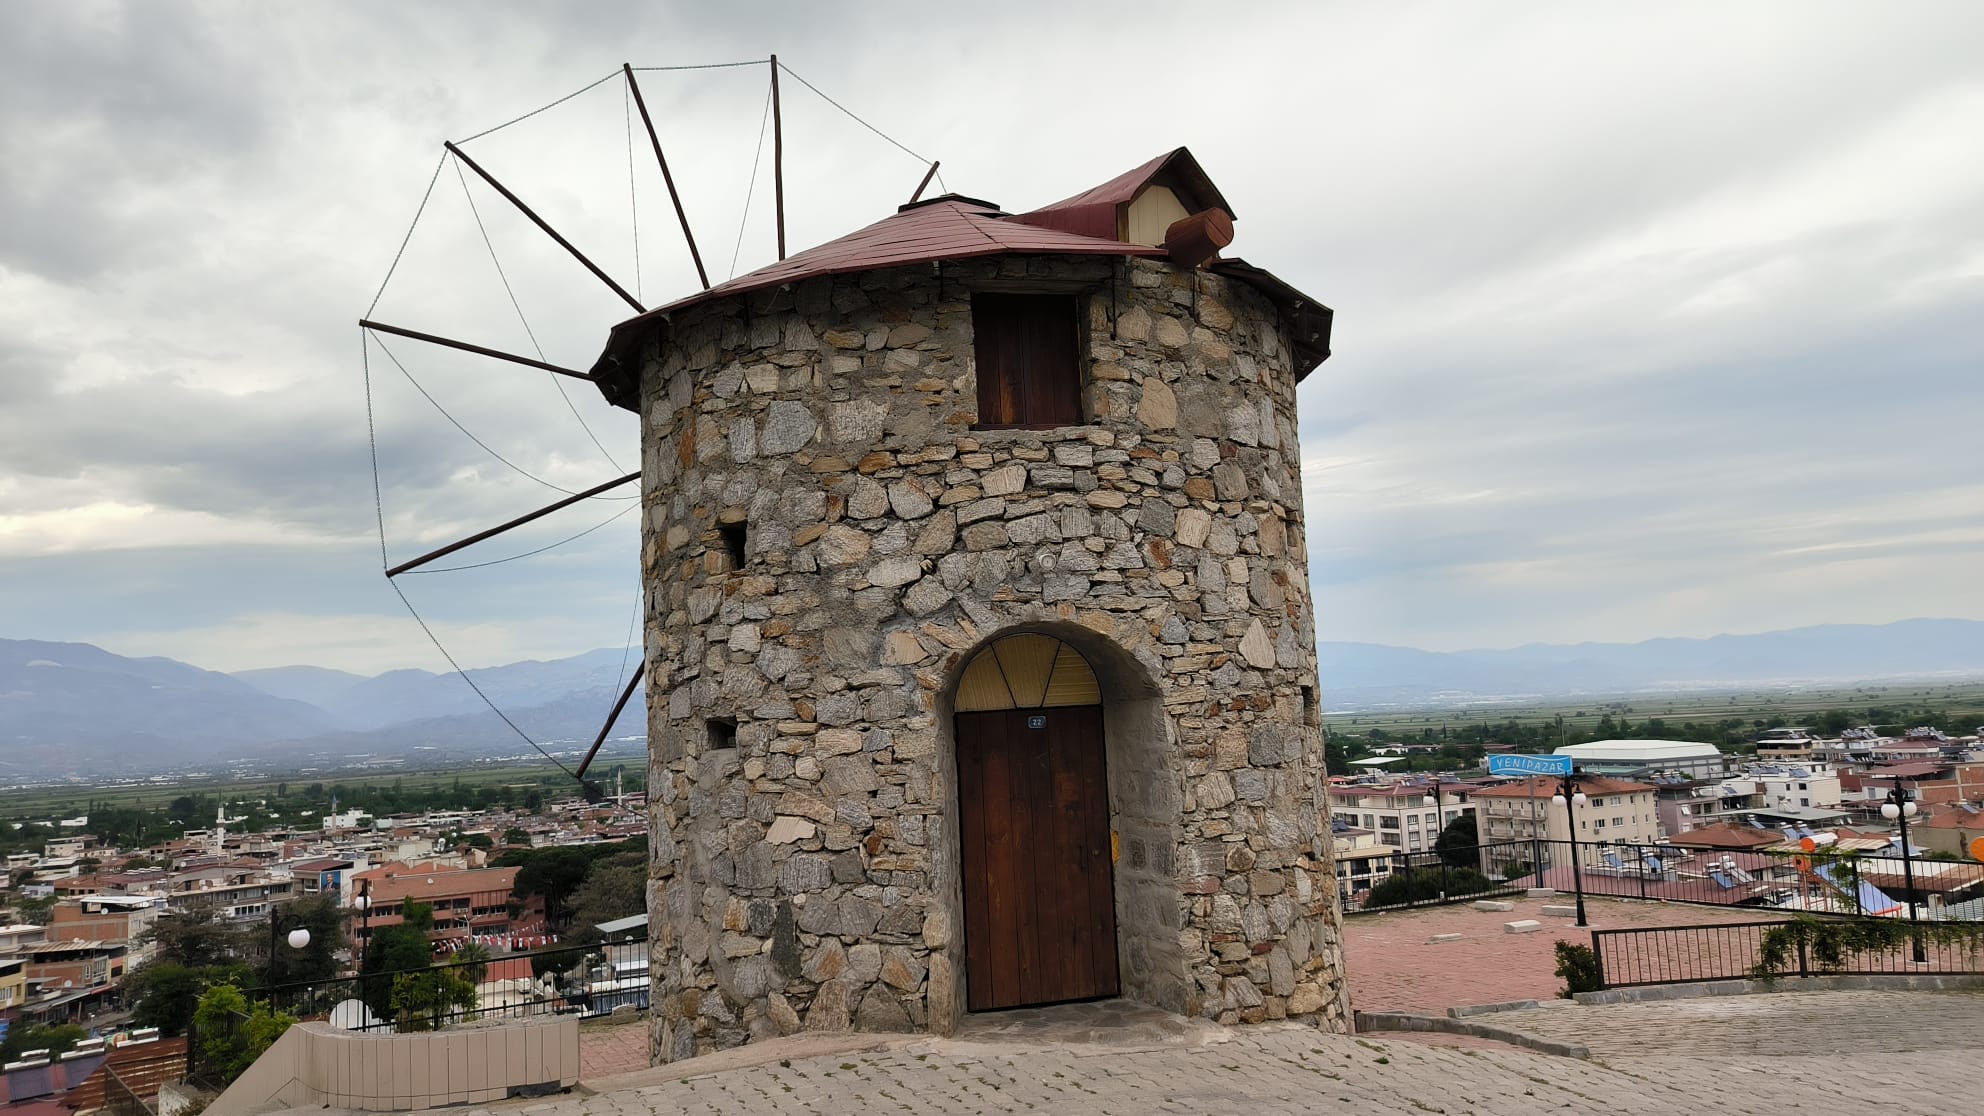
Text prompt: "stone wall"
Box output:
[[638, 254, 1346, 1062]]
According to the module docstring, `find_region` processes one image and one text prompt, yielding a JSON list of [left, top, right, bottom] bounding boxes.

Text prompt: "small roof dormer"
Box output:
[[1011, 146, 1234, 250]]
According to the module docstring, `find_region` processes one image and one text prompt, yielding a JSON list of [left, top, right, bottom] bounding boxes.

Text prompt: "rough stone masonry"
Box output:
[[633, 252, 1346, 1062]]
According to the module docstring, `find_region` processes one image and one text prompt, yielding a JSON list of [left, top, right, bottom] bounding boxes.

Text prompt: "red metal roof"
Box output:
[[632, 198, 1161, 323], [587, 148, 1329, 405], [1012, 147, 1233, 241]]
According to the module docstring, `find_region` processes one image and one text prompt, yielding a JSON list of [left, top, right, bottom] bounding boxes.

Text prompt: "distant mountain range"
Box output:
[[0, 638, 646, 779], [1, 619, 1979, 778], [1315, 618, 1984, 707]]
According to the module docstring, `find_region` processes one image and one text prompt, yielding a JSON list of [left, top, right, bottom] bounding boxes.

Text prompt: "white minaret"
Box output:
[[212, 803, 227, 854]]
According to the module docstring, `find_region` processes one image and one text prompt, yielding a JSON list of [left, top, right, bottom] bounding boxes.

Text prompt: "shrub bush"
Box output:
[[1553, 940, 1603, 997]]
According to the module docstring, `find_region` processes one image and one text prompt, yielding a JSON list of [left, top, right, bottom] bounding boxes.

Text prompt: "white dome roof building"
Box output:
[[1554, 739, 1726, 780]]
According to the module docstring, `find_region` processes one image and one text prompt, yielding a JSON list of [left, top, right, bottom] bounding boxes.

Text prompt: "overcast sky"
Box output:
[[2, 1, 1980, 674]]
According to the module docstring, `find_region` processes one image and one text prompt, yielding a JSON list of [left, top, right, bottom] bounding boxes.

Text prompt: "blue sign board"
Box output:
[[1487, 753, 1574, 777]]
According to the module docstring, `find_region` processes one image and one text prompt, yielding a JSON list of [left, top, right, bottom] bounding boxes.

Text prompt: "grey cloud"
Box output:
[[3, 0, 1981, 672]]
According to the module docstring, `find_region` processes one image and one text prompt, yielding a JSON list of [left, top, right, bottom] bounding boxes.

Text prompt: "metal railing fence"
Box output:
[[247, 933, 648, 1034], [1343, 835, 1984, 920], [1590, 917, 1984, 988]]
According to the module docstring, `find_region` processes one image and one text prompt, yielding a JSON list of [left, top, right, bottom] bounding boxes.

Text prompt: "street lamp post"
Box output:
[[1423, 778, 1451, 901], [268, 908, 312, 1014], [353, 879, 374, 1027], [1552, 772, 1590, 928], [1881, 781, 1927, 963]]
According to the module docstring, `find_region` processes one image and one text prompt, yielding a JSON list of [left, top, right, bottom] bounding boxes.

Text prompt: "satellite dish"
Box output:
[[1971, 836, 1984, 864], [329, 999, 383, 1031]]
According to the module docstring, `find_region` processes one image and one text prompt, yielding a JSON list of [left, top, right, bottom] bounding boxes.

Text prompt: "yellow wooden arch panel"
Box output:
[[953, 635, 1101, 712]]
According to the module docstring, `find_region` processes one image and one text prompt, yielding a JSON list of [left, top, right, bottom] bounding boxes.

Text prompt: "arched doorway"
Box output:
[[953, 633, 1119, 1011]]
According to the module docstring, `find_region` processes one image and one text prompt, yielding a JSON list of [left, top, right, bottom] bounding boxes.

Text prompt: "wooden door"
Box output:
[[956, 705, 1119, 1011]]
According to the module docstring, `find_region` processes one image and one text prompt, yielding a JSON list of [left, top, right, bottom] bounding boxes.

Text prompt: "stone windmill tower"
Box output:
[[582, 147, 1340, 1062]]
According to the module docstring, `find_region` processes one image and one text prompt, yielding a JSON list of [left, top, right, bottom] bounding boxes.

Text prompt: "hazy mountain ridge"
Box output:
[[2, 619, 1979, 776], [1316, 618, 1984, 704]]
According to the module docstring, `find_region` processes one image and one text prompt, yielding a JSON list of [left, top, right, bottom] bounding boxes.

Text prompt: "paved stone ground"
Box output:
[[273, 990, 1984, 1115], [1343, 895, 1782, 1014], [1482, 988, 1984, 1060], [579, 1020, 649, 1080], [503, 1016, 1971, 1115]]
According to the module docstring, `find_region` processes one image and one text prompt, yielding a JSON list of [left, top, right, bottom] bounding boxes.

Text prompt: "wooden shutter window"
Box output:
[[972, 294, 1081, 428]]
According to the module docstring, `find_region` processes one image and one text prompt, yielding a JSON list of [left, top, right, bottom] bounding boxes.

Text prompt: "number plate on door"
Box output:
[[1027, 715, 1047, 729]]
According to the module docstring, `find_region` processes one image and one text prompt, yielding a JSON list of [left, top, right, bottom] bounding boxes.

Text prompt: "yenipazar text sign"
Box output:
[[1486, 753, 1574, 777]]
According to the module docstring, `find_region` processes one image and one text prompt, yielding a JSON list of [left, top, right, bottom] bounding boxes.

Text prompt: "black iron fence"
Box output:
[[1341, 839, 1539, 913], [249, 933, 648, 1035], [1344, 835, 1984, 919], [1590, 917, 1984, 988]]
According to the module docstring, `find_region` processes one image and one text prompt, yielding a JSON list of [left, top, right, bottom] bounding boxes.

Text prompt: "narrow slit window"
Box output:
[[971, 293, 1082, 428], [717, 521, 747, 569], [706, 718, 738, 750]]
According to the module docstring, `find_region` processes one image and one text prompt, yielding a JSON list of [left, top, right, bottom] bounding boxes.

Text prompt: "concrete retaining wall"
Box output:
[[204, 1017, 579, 1115]]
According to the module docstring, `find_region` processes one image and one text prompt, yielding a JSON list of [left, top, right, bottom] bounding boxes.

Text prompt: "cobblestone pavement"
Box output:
[[1480, 988, 1984, 1060], [489, 1021, 1970, 1115], [1344, 895, 1783, 1014]]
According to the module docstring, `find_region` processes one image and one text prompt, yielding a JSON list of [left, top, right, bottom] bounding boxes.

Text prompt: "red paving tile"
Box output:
[[1343, 895, 1784, 1016], [581, 1019, 650, 1079]]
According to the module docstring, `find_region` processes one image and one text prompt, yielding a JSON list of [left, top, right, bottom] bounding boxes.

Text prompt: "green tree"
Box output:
[[360, 900, 437, 1021], [1363, 866, 1498, 908], [0, 1023, 88, 1064], [128, 962, 232, 1037], [450, 941, 493, 986], [193, 984, 295, 1083], [14, 895, 55, 924], [499, 846, 596, 928], [144, 903, 244, 969], [390, 968, 477, 1032], [1433, 813, 1479, 870], [1323, 737, 1350, 776], [260, 895, 345, 988], [567, 860, 646, 931]]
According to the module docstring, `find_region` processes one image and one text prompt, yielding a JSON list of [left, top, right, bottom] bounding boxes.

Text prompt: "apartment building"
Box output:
[[1328, 824, 1399, 905], [1655, 764, 1844, 836], [0, 924, 46, 956], [0, 957, 23, 1014], [48, 895, 166, 969], [1470, 775, 1661, 871], [349, 862, 519, 949], [163, 863, 299, 923], [1325, 779, 1473, 855], [20, 940, 127, 1022]]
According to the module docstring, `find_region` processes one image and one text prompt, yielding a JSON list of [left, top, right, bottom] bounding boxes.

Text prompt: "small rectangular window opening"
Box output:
[[717, 521, 747, 569], [971, 293, 1082, 429], [706, 718, 738, 750]]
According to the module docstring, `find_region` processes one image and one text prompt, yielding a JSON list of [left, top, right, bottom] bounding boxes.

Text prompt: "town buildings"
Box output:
[[0, 790, 647, 1031], [347, 862, 523, 950], [1469, 775, 1660, 870], [1325, 779, 1474, 855], [1327, 823, 1402, 905]]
